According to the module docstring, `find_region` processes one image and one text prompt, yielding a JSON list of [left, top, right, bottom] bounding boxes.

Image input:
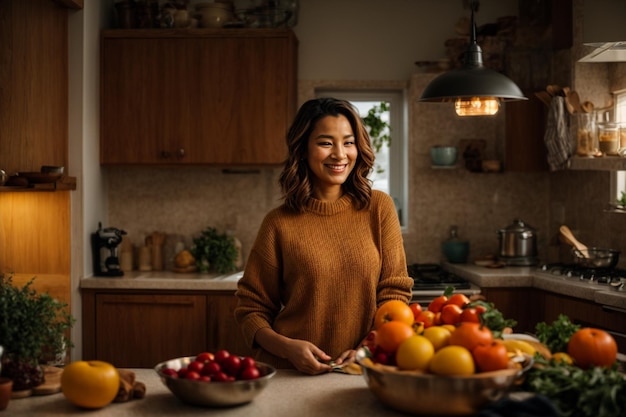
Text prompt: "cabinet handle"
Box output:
[[602, 305, 626, 314], [177, 148, 185, 159]]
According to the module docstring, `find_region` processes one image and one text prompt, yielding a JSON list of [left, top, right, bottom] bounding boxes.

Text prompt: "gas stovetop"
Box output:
[[408, 263, 471, 291], [538, 263, 626, 287]]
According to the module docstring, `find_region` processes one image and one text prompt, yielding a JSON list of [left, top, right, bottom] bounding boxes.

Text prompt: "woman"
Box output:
[[234, 97, 413, 375]]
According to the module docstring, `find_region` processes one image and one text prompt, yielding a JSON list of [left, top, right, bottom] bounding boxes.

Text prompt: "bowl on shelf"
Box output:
[[430, 146, 458, 167], [356, 348, 533, 415], [154, 355, 276, 407]]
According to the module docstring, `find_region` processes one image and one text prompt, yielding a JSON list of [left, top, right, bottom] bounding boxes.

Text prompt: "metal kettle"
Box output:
[[497, 219, 538, 265]]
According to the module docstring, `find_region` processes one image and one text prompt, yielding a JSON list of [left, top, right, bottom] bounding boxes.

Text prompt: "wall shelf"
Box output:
[[568, 156, 626, 171], [0, 176, 76, 192]]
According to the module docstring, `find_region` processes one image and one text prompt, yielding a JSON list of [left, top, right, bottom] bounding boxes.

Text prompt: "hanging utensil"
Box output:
[[559, 225, 590, 257]]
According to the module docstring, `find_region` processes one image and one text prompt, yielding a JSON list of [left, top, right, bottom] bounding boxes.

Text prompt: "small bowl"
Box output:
[[442, 240, 470, 263], [430, 146, 458, 166], [356, 348, 533, 415], [154, 356, 276, 407], [41, 165, 64, 174]]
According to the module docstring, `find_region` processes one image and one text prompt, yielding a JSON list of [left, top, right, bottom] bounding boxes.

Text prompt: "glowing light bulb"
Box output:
[[455, 97, 500, 116]]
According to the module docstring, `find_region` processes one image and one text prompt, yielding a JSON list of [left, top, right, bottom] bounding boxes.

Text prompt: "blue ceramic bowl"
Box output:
[[430, 146, 458, 166], [442, 240, 469, 263]]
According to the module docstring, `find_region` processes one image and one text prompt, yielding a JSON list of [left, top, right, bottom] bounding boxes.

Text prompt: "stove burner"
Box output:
[[539, 263, 626, 285], [408, 263, 471, 291]]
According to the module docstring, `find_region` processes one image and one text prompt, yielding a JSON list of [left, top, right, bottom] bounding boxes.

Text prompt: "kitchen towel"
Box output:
[[544, 96, 573, 171]]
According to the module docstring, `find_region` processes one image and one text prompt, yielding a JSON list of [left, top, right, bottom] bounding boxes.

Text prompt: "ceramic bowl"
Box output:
[[442, 240, 470, 263], [154, 356, 276, 407], [430, 146, 458, 166]]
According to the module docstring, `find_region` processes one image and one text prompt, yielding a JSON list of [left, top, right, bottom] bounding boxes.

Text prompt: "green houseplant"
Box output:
[[0, 274, 75, 390], [191, 227, 238, 274], [361, 101, 392, 173]]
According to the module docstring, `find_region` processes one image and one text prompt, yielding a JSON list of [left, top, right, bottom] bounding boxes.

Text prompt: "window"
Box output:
[[315, 90, 408, 227], [612, 90, 626, 206]]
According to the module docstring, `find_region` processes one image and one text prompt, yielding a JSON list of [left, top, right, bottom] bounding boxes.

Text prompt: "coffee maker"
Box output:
[[91, 222, 127, 276]]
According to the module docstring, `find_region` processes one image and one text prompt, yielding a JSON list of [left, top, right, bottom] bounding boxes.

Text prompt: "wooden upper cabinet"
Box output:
[[100, 29, 298, 165]]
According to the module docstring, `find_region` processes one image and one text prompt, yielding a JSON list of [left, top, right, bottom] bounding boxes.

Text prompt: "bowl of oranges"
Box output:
[[356, 300, 534, 415]]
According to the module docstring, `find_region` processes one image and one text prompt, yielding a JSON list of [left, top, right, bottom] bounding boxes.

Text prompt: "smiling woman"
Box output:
[[315, 89, 407, 227]]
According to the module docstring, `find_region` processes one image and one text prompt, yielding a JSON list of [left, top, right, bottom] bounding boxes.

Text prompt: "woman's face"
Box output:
[[305, 115, 358, 199]]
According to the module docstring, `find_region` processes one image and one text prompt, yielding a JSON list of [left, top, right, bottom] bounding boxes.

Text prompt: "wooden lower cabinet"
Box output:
[[537, 291, 626, 354], [479, 287, 536, 334], [481, 287, 626, 352], [82, 290, 250, 368]]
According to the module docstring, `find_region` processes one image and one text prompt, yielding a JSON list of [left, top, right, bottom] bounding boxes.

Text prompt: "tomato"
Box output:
[[440, 304, 463, 325], [376, 320, 416, 353], [187, 360, 204, 374], [160, 368, 178, 378], [196, 351, 215, 363], [415, 310, 436, 328], [567, 328, 617, 368], [202, 361, 221, 376], [396, 335, 435, 371], [409, 303, 423, 321], [222, 355, 242, 376], [240, 357, 256, 370], [460, 307, 481, 323], [214, 349, 231, 365], [374, 300, 414, 329], [185, 370, 201, 380], [444, 294, 470, 309], [472, 340, 510, 372], [428, 295, 448, 313], [429, 345, 475, 375], [240, 366, 261, 380], [60, 360, 120, 409], [449, 322, 493, 351]]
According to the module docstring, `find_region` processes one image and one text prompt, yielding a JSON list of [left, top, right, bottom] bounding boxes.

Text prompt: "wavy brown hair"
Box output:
[[279, 97, 375, 212]]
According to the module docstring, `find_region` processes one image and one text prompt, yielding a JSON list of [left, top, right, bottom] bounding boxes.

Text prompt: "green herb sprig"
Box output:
[[191, 227, 238, 274], [534, 314, 581, 353]]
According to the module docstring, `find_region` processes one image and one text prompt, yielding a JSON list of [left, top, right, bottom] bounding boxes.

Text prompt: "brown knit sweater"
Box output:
[[234, 190, 413, 369]]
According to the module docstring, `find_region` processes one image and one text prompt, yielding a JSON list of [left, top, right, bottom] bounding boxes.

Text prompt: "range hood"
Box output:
[[579, 41, 626, 62]]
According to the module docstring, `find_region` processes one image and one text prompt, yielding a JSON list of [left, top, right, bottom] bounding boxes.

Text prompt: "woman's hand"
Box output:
[[283, 339, 333, 375], [331, 349, 357, 366]]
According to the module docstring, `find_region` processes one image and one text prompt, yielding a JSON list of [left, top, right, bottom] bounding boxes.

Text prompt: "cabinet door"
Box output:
[[100, 30, 296, 165], [93, 293, 207, 368], [504, 92, 549, 172], [100, 37, 196, 164], [207, 292, 253, 356], [480, 287, 534, 333]]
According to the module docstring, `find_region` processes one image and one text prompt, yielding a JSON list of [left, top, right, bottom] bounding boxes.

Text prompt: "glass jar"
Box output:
[[598, 122, 619, 155], [576, 113, 597, 157], [620, 123, 626, 154]]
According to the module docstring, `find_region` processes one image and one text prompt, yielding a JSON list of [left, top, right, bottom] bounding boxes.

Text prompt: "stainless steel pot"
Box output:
[[497, 219, 537, 263]]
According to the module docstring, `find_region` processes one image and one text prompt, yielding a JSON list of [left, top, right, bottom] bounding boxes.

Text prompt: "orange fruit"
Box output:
[[429, 345, 475, 376], [422, 326, 451, 351], [396, 335, 435, 371], [440, 304, 463, 325], [567, 328, 617, 368], [376, 321, 415, 353], [444, 293, 470, 308], [448, 322, 493, 351], [374, 300, 414, 329]]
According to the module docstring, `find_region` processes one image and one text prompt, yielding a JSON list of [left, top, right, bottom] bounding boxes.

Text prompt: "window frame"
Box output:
[[315, 89, 409, 228]]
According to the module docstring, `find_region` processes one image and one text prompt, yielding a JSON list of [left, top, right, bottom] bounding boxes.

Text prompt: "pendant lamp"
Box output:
[[418, 1, 526, 116]]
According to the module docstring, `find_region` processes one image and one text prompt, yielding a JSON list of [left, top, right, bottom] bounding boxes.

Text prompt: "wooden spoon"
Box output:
[[559, 225, 590, 257], [566, 91, 583, 113]]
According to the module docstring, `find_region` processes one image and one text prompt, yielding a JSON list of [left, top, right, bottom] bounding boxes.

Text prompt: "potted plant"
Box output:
[[361, 101, 392, 173], [0, 274, 75, 391], [191, 227, 238, 274]]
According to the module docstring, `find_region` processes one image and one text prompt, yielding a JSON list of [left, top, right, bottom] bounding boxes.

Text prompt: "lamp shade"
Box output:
[[419, 65, 526, 102], [419, 41, 526, 103], [418, 3, 527, 114]]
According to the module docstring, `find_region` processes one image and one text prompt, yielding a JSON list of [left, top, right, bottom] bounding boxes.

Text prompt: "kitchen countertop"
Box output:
[[80, 271, 241, 291], [6, 368, 406, 417], [445, 263, 626, 309]]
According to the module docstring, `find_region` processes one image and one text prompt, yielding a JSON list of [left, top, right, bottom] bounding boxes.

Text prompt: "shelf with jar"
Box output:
[[0, 170, 76, 192]]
